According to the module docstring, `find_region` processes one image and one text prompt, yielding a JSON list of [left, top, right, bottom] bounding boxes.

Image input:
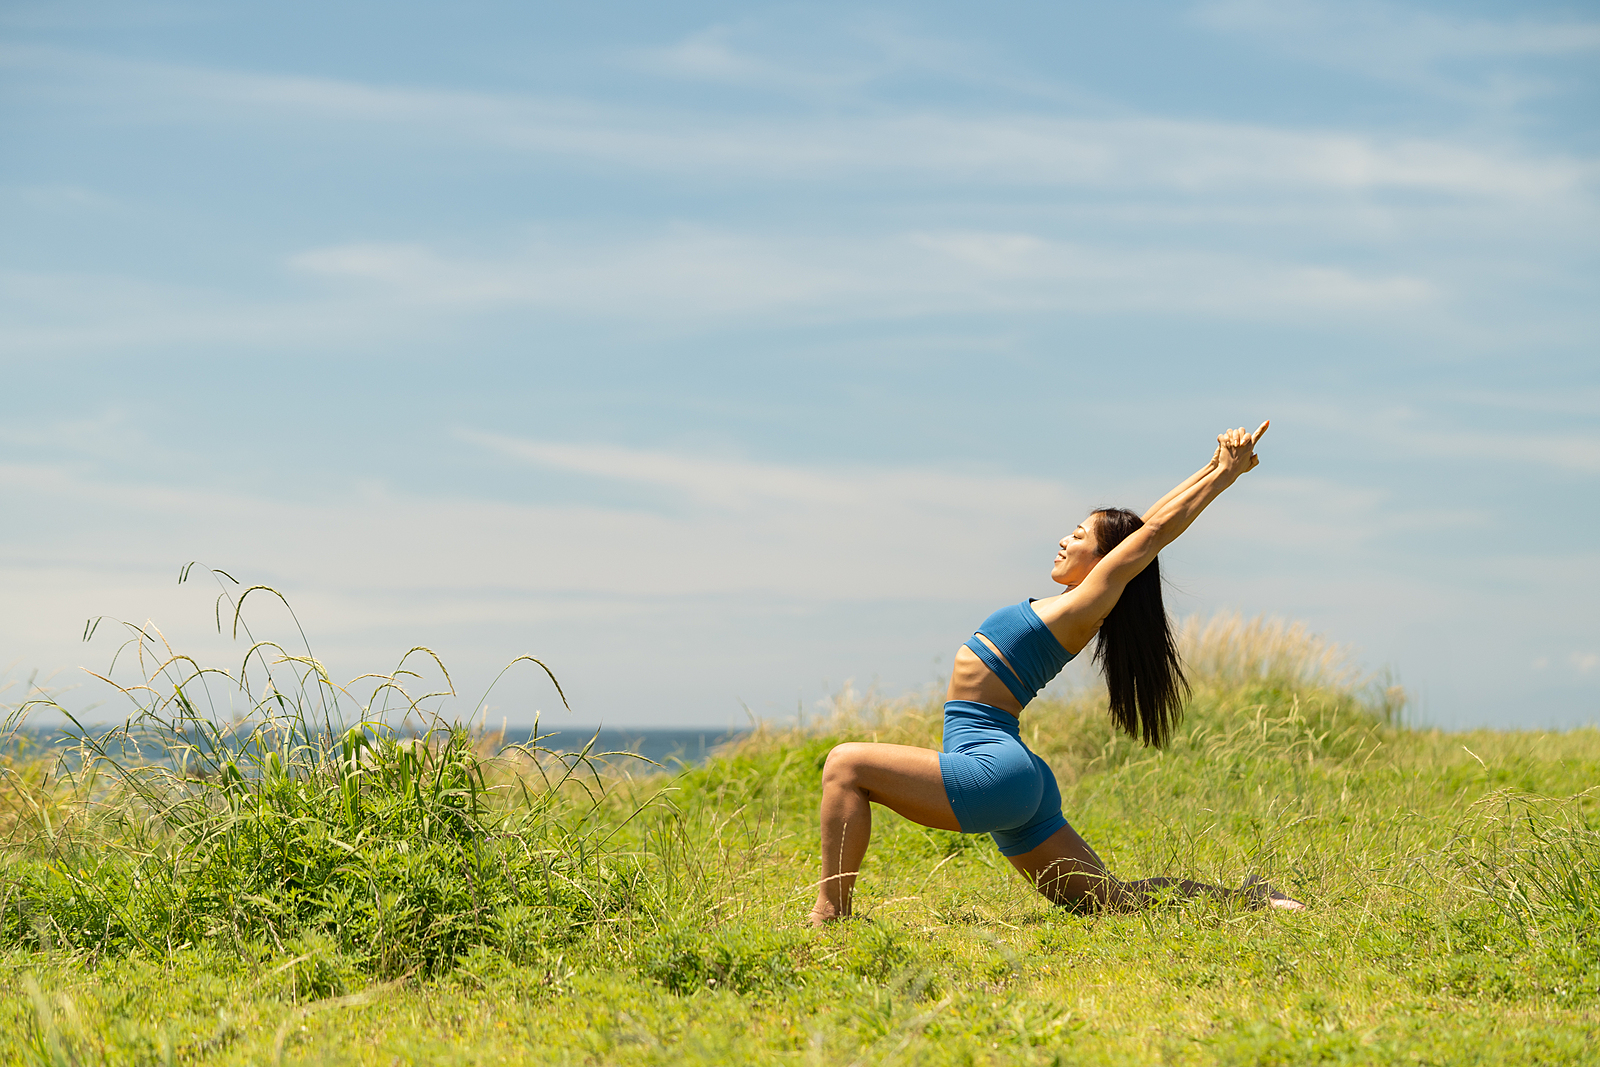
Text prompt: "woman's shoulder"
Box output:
[[1029, 590, 1101, 654], [1026, 592, 1072, 629], [1027, 591, 1068, 615]]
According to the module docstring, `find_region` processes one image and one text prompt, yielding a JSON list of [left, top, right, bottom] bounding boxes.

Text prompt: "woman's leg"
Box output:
[[1006, 824, 1304, 910], [811, 742, 961, 925]]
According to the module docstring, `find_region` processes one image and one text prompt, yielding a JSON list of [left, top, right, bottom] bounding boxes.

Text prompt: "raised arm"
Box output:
[[1141, 447, 1220, 522], [1043, 422, 1267, 649]]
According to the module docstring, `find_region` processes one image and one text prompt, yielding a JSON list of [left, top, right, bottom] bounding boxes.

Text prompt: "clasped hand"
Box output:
[[1214, 420, 1268, 476]]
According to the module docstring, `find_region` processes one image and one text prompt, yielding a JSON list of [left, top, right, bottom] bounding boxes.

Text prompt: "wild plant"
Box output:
[[0, 567, 663, 980], [1452, 790, 1600, 940]]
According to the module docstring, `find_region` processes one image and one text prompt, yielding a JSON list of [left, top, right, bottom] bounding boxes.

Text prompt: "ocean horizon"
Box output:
[[3, 724, 755, 768]]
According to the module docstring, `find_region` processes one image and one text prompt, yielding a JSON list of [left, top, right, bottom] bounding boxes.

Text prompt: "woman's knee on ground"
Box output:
[[1029, 858, 1124, 909]]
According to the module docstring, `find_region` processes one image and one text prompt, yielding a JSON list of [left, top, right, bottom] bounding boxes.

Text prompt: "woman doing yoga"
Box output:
[[809, 422, 1303, 925]]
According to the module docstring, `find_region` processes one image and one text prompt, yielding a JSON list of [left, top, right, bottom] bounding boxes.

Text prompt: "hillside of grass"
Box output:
[[3, 608, 1598, 1065]]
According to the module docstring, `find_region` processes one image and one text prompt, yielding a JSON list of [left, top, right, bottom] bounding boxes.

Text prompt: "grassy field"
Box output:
[[3, 610, 1598, 1065]]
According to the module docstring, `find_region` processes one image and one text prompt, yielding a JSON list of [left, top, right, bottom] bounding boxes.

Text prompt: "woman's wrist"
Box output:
[[1196, 464, 1234, 494]]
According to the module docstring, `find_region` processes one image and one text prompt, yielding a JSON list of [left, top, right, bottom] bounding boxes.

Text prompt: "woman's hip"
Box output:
[[938, 700, 1056, 835]]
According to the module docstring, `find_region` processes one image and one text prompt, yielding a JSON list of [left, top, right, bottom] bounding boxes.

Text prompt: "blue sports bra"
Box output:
[[963, 599, 1075, 708]]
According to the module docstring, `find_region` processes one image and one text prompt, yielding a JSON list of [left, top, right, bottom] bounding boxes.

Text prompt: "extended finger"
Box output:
[[1251, 419, 1270, 443]]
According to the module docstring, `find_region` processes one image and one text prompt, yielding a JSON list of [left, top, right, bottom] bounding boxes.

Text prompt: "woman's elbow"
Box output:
[[1129, 521, 1173, 552]]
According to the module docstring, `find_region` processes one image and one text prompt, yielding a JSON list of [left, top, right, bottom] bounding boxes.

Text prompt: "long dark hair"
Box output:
[[1088, 507, 1189, 748]]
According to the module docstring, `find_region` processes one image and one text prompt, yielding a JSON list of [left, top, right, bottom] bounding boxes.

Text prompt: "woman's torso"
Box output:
[[946, 596, 1096, 715]]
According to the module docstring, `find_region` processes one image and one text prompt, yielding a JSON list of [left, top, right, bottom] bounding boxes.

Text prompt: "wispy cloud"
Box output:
[[7, 45, 1591, 198], [2, 183, 119, 211], [627, 24, 876, 97], [0, 227, 1441, 357], [1393, 427, 1600, 475], [1196, 0, 1600, 104], [1446, 389, 1600, 418], [0, 1, 207, 31], [624, 16, 984, 99], [463, 431, 1069, 517], [0, 266, 390, 355], [1287, 404, 1600, 477], [0, 440, 1078, 604], [292, 228, 1439, 321]]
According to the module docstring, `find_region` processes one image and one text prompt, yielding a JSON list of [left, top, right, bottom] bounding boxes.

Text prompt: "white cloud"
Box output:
[[0, 443, 1078, 606], [0, 417, 1001, 714], [290, 228, 1437, 321], [1444, 389, 1600, 419], [0, 267, 386, 355], [8, 45, 1591, 198], [0, 441, 1087, 718], [0, 223, 1440, 361], [463, 431, 1068, 518], [0, 2, 203, 31], [624, 16, 997, 101], [1286, 404, 1600, 477], [2, 183, 118, 212], [1200, 0, 1600, 60], [1196, 0, 1600, 104], [628, 25, 870, 96], [1397, 428, 1600, 475], [0, 227, 1441, 357], [1165, 472, 1497, 579]]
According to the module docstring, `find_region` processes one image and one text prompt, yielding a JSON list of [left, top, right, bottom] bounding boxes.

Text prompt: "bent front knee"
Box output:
[[821, 742, 873, 790]]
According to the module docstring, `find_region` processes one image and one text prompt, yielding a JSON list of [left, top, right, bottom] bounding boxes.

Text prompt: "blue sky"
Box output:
[[3, 0, 1597, 731]]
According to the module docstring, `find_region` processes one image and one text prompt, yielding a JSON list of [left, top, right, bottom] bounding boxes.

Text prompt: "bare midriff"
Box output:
[[945, 635, 1024, 716]]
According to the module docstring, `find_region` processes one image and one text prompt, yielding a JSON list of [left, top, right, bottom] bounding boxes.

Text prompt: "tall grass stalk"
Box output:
[[2, 569, 666, 981], [1453, 790, 1600, 942]]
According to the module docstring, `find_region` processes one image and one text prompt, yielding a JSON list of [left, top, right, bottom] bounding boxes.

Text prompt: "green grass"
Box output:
[[3, 597, 1598, 1065]]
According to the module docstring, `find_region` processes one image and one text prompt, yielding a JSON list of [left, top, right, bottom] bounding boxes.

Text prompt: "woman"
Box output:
[[810, 422, 1303, 924]]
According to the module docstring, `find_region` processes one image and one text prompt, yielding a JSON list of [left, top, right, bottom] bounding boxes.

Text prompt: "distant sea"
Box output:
[[3, 725, 752, 768], [512, 727, 751, 767]]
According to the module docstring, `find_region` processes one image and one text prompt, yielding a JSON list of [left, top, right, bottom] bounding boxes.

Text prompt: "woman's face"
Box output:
[[1050, 515, 1103, 588]]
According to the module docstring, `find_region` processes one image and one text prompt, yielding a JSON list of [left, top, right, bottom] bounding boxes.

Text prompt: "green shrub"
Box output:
[[637, 924, 801, 995], [0, 574, 665, 979]]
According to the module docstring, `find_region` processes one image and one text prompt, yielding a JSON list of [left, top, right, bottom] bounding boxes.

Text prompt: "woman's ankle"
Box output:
[[809, 896, 851, 924]]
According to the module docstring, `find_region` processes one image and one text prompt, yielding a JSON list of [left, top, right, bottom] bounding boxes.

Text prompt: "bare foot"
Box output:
[[1241, 875, 1306, 910], [808, 906, 873, 927]]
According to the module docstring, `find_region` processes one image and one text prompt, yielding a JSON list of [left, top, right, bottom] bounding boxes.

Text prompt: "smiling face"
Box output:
[[1050, 513, 1105, 588]]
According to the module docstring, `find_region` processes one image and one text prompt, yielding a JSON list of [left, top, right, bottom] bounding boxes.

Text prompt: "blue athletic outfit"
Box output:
[[939, 600, 1075, 856]]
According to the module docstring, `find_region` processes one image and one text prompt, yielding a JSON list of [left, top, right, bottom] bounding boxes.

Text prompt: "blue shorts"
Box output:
[[938, 700, 1068, 857]]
